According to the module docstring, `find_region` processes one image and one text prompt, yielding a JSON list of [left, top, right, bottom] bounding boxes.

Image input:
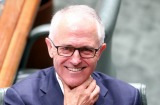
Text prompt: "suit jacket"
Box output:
[[4, 67, 141, 105]]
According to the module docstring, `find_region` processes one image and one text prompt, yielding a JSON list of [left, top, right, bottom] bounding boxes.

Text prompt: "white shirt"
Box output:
[[55, 72, 92, 94], [55, 72, 64, 94]]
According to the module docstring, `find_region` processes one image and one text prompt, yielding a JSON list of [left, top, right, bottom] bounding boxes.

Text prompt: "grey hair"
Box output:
[[49, 5, 105, 45]]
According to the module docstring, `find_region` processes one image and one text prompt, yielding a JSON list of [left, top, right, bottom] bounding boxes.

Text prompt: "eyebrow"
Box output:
[[60, 44, 96, 49]]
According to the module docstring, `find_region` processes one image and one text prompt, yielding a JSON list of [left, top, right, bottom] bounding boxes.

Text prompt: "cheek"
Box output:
[[86, 57, 98, 69], [81, 58, 98, 77], [53, 56, 66, 67], [53, 56, 69, 76]]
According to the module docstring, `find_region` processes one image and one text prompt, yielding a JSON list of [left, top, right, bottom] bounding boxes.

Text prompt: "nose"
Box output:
[[70, 50, 82, 65]]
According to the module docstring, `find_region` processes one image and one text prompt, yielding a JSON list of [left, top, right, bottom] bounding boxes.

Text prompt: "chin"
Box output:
[[66, 79, 84, 89]]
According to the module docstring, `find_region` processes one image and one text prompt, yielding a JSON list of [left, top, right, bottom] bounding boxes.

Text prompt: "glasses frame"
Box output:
[[48, 37, 101, 58]]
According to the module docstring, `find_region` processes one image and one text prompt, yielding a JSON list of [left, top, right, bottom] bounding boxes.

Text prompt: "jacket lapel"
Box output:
[[92, 74, 114, 105], [39, 68, 64, 105], [37, 68, 114, 105]]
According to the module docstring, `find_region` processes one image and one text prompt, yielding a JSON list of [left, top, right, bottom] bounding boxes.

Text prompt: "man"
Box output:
[[4, 5, 141, 105]]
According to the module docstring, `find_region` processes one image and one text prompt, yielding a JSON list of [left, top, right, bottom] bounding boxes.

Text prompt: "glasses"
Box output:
[[48, 38, 101, 58]]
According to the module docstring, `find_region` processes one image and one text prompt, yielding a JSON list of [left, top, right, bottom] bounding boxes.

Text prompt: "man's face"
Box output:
[[47, 15, 106, 88]]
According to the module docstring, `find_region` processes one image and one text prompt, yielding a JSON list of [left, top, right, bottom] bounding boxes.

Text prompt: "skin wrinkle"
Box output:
[[47, 13, 105, 88], [45, 8, 106, 105], [53, 14, 100, 48], [54, 22, 99, 85]]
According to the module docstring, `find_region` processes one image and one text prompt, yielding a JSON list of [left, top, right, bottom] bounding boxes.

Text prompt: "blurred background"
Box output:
[[113, 0, 160, 105]]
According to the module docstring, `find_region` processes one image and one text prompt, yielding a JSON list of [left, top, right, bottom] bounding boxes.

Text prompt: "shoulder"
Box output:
[[92, 71, 141, 103], [92, 71, 135, 90], [11, 67, 54, 92], [4, 67, 56, 104]]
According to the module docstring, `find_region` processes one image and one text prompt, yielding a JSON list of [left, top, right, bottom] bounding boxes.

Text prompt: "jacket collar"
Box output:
[[39, 67, 64, 105], [92, 73, 114, 105], [39, 67, 113, 105]]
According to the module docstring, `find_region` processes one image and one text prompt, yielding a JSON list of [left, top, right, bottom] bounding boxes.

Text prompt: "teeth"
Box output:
[[68, 68, 82, 72]]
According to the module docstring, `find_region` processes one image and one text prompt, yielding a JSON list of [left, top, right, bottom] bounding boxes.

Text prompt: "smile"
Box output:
[[67, 67, 85, 72]]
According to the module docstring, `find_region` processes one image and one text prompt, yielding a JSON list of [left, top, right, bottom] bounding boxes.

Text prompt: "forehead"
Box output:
[[53, 14, 99, 46]]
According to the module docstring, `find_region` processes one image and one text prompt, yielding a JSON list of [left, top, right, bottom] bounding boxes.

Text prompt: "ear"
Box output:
[[97, 43, 106, 60], [45, 37, 54, 58]]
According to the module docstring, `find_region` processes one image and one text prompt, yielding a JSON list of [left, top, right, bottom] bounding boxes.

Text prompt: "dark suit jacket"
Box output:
[[4, 67, 141, 105]]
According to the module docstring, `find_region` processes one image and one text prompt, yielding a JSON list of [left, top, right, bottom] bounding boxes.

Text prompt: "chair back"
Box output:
[[130, 83, 148, 105], [0, 88, 8, 105]]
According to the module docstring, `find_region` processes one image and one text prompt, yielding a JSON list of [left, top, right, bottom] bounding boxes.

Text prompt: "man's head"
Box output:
[[45, 5, 106, 88]]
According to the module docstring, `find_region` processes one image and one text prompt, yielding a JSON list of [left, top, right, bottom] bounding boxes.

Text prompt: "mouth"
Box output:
[[66, 67, 85, 72]]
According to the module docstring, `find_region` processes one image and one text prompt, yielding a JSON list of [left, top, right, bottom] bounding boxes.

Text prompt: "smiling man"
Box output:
[[4, 5, 141, 105]]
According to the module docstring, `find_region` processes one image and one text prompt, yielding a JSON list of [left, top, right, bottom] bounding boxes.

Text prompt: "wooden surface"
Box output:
[[0, 0, 40, 87], [0, 0, 25, 71]]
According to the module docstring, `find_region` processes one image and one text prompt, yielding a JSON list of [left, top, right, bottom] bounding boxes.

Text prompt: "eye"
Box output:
[[59, 46, 74, 54], [80, 47, 94, 55]]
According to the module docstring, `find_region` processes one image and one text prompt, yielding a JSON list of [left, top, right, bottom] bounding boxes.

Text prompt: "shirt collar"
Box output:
[[55, 72, 64, 94], [55, 72, 93, 94]]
